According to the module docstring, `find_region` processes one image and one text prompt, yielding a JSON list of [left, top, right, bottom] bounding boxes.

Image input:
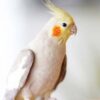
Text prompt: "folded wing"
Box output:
[[3, 49, 35, 100]]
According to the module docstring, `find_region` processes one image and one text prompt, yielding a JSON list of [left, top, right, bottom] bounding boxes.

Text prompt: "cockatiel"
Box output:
[[3, 0, 77, 100]]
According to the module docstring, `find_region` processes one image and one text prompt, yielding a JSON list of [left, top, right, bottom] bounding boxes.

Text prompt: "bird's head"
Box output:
[[43, 0, 77, 44]]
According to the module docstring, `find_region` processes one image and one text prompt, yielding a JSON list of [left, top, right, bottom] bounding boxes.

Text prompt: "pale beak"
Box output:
[[70, 24, 77, 35]]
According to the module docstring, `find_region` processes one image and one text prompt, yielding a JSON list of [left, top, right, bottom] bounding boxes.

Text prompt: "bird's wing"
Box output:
[[54, 55, 67, 89], [3, 49, 35, 100]]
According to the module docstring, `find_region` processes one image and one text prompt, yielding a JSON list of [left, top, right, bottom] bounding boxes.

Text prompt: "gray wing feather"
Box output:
[[54, 55, 67, 89], [3, 49, 35, 100], [58, 55, 67, 82]]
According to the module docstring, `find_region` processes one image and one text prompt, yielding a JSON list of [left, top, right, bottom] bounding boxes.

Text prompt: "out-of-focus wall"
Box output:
[[0, 0, 100, 100]]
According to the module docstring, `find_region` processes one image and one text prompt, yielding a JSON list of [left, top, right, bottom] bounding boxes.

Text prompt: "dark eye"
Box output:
[[62, 23, 67, 27]]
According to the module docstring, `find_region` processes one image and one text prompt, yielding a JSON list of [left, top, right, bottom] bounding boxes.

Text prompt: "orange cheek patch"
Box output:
[[52, 25, 61, 37]]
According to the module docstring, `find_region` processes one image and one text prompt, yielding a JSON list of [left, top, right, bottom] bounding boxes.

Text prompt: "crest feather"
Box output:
[[42, 0, 72, 18]]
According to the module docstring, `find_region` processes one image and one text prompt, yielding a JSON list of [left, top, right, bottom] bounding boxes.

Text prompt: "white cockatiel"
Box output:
[[3, 0, 77, 100]]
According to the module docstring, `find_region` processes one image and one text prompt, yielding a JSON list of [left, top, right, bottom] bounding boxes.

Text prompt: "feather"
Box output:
[[42, 0, 72, 18]]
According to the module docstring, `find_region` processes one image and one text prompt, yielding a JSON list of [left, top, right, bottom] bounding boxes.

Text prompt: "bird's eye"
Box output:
[[62, 23, 67, 27]]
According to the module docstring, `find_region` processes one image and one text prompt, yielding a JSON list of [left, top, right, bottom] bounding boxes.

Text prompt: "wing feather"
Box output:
[[3, 49, 35, 100], [54, 55, 67, 89]]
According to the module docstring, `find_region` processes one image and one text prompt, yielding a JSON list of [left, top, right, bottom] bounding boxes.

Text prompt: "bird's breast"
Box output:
[[24, 38, 66, 96]]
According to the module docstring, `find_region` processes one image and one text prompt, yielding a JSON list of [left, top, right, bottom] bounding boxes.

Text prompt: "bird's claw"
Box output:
[[47, 97, 57, 100]]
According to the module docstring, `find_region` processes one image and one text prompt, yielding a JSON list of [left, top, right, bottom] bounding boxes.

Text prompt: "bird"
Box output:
[[3, 0, 77, 100]]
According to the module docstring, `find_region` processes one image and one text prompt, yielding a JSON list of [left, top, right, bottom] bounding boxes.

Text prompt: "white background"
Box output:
[[0, 0, 100, 100]]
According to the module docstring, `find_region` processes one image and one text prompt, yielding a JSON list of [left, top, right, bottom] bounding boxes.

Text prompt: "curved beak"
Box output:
[[70, 24, 77, 35]]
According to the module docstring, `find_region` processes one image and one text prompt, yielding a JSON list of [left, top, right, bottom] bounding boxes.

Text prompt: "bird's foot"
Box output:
[[47, 97, 57, 100]]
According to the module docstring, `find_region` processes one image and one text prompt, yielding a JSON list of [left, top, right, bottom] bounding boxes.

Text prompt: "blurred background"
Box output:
[[0, 0, 100, 100]]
